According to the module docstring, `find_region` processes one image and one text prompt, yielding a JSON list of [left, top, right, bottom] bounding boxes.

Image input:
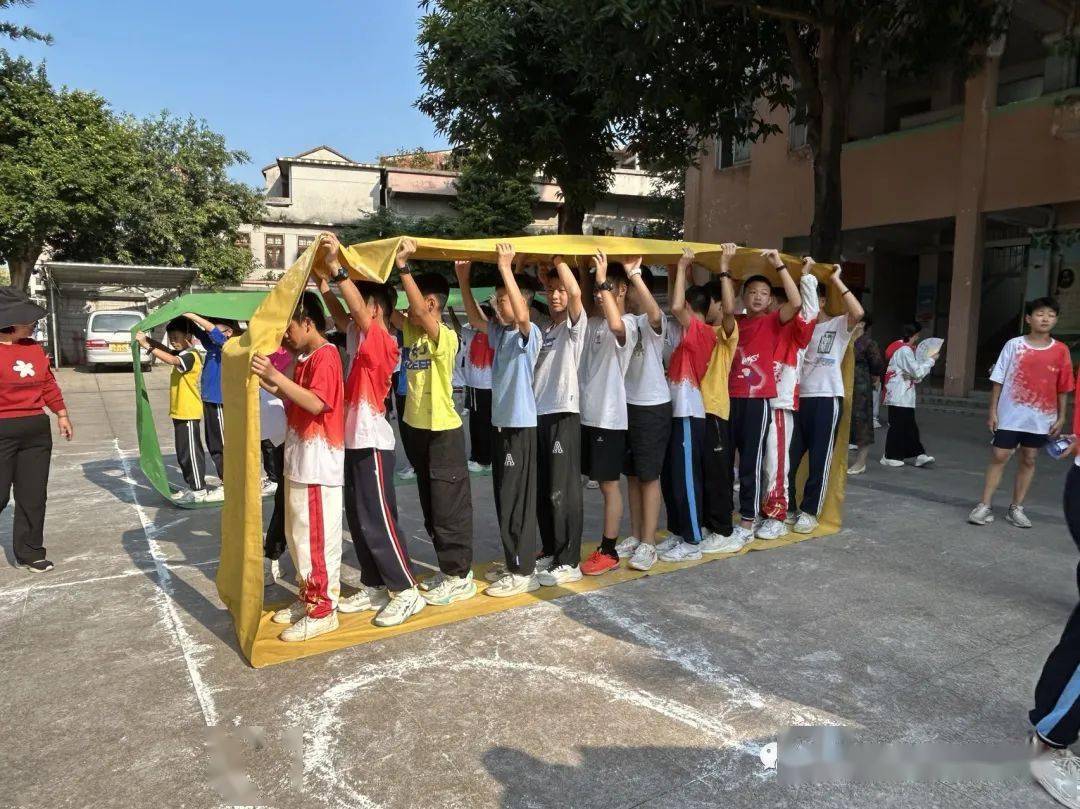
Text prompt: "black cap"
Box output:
[[0, 287, 46, 329]]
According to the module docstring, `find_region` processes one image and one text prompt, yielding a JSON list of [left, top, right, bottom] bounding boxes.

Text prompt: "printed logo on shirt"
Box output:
[[552, 441, 564, 454], [504, 453, 515, 467], [541, 333, 558, 352], [817, 332, 835, 353], [13, 360, 35, 378]]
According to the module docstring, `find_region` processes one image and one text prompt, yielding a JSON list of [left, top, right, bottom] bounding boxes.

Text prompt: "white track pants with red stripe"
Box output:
[[285, 479, 342, 619], [760, 408, 793, 520]]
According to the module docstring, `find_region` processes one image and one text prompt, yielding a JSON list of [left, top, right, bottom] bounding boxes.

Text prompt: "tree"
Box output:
[[451, 157, 537, 238], [1, 0, 51, 46], [380, 146, 438, 169]]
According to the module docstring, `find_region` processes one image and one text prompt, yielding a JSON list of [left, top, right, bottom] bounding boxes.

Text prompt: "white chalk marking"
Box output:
[[0, 559, 218, 599]]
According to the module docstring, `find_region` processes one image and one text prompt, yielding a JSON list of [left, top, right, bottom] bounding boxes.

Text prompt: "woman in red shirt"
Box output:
[[0, 288, 73, 573]]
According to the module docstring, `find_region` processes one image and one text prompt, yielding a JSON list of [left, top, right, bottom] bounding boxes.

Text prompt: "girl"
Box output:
[[881, 322, 939, 468]]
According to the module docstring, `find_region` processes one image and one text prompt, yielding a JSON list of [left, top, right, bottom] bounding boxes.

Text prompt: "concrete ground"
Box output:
[[1, 366, 1076, 809]]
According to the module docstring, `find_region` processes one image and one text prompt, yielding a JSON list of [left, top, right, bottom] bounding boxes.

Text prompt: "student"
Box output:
[[969, 297, 1072, 528], [757, 263, 818, 540], [578, 251, 639, 576], [848, 319, 885, 475], [458, 244, 542, 596], [391, 239, 476, 606], [531, 255, 587, 585], [390, 327, 417, 480], [613, 258, 670, 573], [136, 318, 209, 504], [316, 236, 425, 626], [463, 315, 495, 473], [725, 249, 803, 547], [252, 290, 345, 642], [880, 322, 939, 468], [0, 287, 73, 573], [261, 347, 290, 586], [787, 264, 863, 535]]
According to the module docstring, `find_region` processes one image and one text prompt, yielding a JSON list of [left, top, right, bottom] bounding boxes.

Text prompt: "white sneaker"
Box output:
[[397, 467, 417, 481], [279, 611, 339, 642], [486, 573, 540, 598], [373, 588, 425, 627], [628, 542, 657, 571], [756, 518, 789, 540], [175, 488, 208, 504], [484, 562, 508, 583], [1006, 504, 1033, 529], [655, 535, 682, 553], [848, 443, 858, 450], [784, 512, 799, 526], [793, 513, 818, 534], [338, 584, 390, 614], [847, 464, 866, 475], [419, 572, 446, 592], [914, 454, 935, 467], [585, 479, 600, 489], [659, 541, 702, 563], [422, 571, 477, 606], [271, 599, 307, 625], [968, 503, 994, 525], [535, 555, 555, 573], [1031, 747, 1080, 809], [203, 487, 225, 503], [700, 528, 750, 554], [880, 456, 905, 467], [537, 564, 583, 586], [263, 557, 281, 586], [261, 478, 277, 496], [615, 536, 640, 558], [467, 460, 485, 473], [873, 418, 882, 429]]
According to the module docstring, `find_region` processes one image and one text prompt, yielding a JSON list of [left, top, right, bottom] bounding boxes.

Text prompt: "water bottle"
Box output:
[[1046, 435, 1076, 459]]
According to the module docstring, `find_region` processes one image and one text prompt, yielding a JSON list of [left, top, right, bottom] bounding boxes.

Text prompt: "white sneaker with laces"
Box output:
[[1006, 504, 1033, 529], [486, 573, 540, 598], [484, 562, 508, 583], [793, 513, 819, 534], [756, 518, 789, 540], [271, 599, 307, 625], [628, 542, 658, 571], [373, 588, 425, 627], [422, 572, 477, 605], [847, 464, 867, 475], [263, 557, 281, 586], [338, 584, 390, 614], [398, 467, 417, 481], [261, 478, 277, 496], [419, 572, 446, 592], [784, 511, 799, 526], [204, 487, 225, 503], [914, 454, 935, 467], [659, 541, 702, 563], [655, 535, 682, 553], [700, 528, 749, 554], [467, 460, 485, 473], [585, 479, 600, 489], [615, 536, 640, 558], [175, 489, 208, 504], [968, 503, 994, 525], [279, 612, 339, 642], [1031, 747, 1080, 809], [535, 555, 555, 573], [880, 456, 905, 467], [537, 564, 582, 586]]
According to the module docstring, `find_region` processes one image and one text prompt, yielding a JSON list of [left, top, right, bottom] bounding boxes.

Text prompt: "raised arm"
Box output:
[[626, 256, 662, 332], [762, 249, 801, 323], [396, 239, 441, 343], [828, 263, 864, 328], [251, 352, 327, 415], [182, 312, 214, 334], [135, 331, 183, 368], [453, 260, 488, 331], [580, 255, 597, 318], [496, 243, 531, 336], [446, 305, 462, 335], [552, 254, 583, 322], [593, 250, 627, 344], [670, 248, 695, 329], [719, 243, 737, 337]]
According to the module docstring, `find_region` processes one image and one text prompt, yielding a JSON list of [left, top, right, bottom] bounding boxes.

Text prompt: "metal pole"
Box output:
[[47, 270, 60, 367]]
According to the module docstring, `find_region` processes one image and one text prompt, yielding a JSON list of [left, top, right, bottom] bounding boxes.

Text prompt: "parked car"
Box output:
[[83, 310, 152, 371]]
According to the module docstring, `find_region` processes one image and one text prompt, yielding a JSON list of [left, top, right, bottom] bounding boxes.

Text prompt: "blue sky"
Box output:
[[5, 0, 448, 187]]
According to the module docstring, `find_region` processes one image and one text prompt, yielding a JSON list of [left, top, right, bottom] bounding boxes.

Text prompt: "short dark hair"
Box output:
[[166, 316, 193, 336], [901, 321, 922, 341], [606, 262, 629, 287], [480, 302, 496, 319], [415, 272, 449, 310], [685, 285, 711, 317], [771, 286, 788, 303], [213, 317, 242, 333], [1026, 296, 1060, 316], [514, 273, 541, 300], [546, 265, 580, 284], [742, 275, 771, 293], [701, 279, 725, 306], [355, 281, 396, 318], [291, 290, 327, 334]]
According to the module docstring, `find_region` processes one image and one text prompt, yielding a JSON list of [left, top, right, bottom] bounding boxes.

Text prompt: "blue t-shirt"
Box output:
[[195, 326, 227, 404], [489, 321, 541, 429]]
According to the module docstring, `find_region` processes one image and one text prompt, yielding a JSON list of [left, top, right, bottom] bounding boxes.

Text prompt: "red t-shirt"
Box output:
[[730, 310, 784, 399], [284, 342, 345, 486], [344, 322, 399, 451], [0, 339, 66, 419], [667, 317, 718, 418]]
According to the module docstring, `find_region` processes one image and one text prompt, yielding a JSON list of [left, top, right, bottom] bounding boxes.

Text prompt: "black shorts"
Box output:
[[623, 402, 673, 482], [581, 425, 626, 483], [992, 429, 1048, 450]]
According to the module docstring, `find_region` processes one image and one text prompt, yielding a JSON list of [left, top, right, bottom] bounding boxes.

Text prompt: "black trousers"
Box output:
[[662, 416, 707, 543], [260, 439, 278, 482], [702, 414, 734, 536], [537, 412, 584, 568], [884, 405, 925, 460], [492, 426, 538, 575], [1031, 465, 1080, 747], [392, 384, 416, 472], [203, 401, 225, 480], [403, 425, 473, 577], [263, 443, 286, 560], [467, 386, 493, 466], [172, 418, 206, 491], [788, 396, 843, 517], [344, 448, 416, 592], [729, 398, 770, 521], [0, 414, 52, 564]]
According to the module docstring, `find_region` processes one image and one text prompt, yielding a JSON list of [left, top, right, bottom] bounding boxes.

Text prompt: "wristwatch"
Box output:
[[398, 262, 412, 275], [597, 280, 615, 292], [718, 271, 731, 279], [331, 266, 349, 283]]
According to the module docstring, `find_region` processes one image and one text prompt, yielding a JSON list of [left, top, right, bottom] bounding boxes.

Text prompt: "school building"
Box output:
[[683, 0, 1080, 396]]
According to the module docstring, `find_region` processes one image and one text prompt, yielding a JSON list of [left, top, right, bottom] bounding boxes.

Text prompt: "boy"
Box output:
[[610, 259, 671, 573], [757, 264, 818, 540], [578, 251, 639, 576], [786, 264, 863, 535], [969, 297, 1073, 528], [251, 290, 345, 642], [260, 347, 289, 586], [458, 244, 542, 596], [725, 248, 803, 548], [530, 255, 587, 585], [136, 318, 208, 504], [390, 239, 476, 606]]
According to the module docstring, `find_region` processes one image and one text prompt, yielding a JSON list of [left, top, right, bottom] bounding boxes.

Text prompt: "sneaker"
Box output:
[[784, 512, 799, 526], [1006, 504, 1033, 529], [880, 457, 905, 467], [397, 467, 417, 481], [535, 555, 555, 573], [486, 573, 540, 598], [793, 513, 819, 534], [538, 564, 583, 586], [700, 528, 749, 554], [22, 558, 54, 573], [659, 541, 702, 563], [271, 599, 307, 625], [615, 536, 640, 558], [848, 443, 858, 450], [204, 487, 225, 503], [260, 478, 277, 496], [628, 542, 658, 572], [873, 418, 882, 429], [756, 518, 789, 540], [338, 584, 390, 614], [174, 488, 208, 504], [581, 550, 620, 576], [484, 562, 508, 583], [373, 588, 425, 627], [279, 612, 339, 642], [968, 503, 994, 525], [422, 571, 477, 606], [585, 479, 600, 490], [1031, 747, 1080, 809], [467, 460, 483, 473], [914, 454, 935, 467], [847, 464, 867, 475], [655, 535, 682, 553], [263, 557, 281, 586], [418, 572, 446, 592]]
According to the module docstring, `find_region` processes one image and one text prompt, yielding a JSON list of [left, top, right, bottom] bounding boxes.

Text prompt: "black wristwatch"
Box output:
[[397, 263, 412, 275], [331, 267, 349, 283], [718, 271, 731, 279], [597, 280, 615, 292]]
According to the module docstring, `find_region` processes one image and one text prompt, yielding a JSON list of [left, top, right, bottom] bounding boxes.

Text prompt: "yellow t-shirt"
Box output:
[[170, 348, 204, 420], [701, 321, 739, 421], [403, 320, 461, 431]]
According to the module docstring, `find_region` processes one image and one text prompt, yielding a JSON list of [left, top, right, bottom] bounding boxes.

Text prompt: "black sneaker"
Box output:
[[22, 559, 54, 573]]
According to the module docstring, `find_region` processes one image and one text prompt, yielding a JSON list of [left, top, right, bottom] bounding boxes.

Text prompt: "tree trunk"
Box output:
[[7, 255, 37, 292], [558, 200, 586, 235]]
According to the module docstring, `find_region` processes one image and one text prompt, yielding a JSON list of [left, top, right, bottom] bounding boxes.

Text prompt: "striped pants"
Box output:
[[344, 448, 416, 593], [285, 479, 342, 619], [172, 418, 206, 492], [760, 409, 794, 520], [787, 396, 843, 518], [662, 417, 706, 543], [730, 398, 770, 522]]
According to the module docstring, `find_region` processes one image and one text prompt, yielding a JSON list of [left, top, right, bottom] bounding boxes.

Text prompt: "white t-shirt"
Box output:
[[461, 324, 493, 389], [579, 313, 638, 430], [259, 387, 287, 447], [534, 310, 587, 416], [452, 327, 468, 388], [800, 315, 853, 398], [625, 313, 671, 407], [990, 336, 1073, 435]]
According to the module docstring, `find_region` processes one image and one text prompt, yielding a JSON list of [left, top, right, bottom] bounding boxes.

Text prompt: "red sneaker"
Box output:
[[581, 550, 620, 576]]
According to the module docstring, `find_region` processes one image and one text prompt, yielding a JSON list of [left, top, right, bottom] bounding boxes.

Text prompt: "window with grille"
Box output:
[[265, 234, 285, 269]]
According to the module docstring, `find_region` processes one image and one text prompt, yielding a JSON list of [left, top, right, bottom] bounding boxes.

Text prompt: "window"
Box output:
[[591, 226, 612, 236], [89, 313, 142, 333], [716, 136, 751, 169], [265, 234, 285, 269], [280, 171, 290, 198], [297, 235, 315, 255]]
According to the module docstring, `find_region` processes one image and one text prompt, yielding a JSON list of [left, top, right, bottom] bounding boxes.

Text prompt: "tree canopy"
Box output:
[[451, 157, 537, 238]]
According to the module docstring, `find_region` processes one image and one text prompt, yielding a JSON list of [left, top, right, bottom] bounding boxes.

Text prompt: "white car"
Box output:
[[83, 309, 152, 371]]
